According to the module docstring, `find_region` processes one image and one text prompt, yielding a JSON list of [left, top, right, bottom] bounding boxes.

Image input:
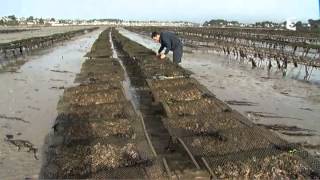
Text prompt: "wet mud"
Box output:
[[0, 27, 101, 179]]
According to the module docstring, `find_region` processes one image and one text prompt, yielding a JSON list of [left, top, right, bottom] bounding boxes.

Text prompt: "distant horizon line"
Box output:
[[1, 14, 318, 24]]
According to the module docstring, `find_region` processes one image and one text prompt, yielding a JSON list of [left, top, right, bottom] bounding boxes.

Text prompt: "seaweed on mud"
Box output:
[[50, 69, 73, 73], [256, 123, 314, 132], [246, 111, 303, 120], [225, 100, 258, 106], [296, 142, 320, 150], [0, 114, 30, 123], [256, 124, 317, 137], [280, 131, 316, 137], [5, 137, 38, 160]]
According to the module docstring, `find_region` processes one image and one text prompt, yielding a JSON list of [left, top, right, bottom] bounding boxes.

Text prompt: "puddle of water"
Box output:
[[0, 30, 101, 180], [118, 29, 320, 147]]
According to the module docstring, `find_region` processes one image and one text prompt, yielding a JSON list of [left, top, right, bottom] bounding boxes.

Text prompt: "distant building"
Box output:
[[0, 15, 198, 27], [286, 19, 297, 31]]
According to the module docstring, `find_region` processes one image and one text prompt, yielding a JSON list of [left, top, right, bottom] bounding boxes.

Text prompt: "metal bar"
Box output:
[[177, 138, 201, 169], [137, 111, 158, 157], [161, 102, 173, 118], [201, 157, 217, 180], [162, 158, 172, 180]]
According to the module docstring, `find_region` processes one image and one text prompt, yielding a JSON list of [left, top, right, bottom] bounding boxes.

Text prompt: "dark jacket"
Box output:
[[158, 32, 182, 54]]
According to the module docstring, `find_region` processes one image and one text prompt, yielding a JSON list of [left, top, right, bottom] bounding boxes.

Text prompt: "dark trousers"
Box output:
[[173, 45, 183, 64]]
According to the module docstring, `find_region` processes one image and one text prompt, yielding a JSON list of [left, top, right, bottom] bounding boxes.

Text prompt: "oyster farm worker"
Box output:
[[151, 31, 183, 64]]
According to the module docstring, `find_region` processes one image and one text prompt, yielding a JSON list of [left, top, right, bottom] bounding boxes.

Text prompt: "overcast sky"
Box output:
[[0, 0, 318, 23]]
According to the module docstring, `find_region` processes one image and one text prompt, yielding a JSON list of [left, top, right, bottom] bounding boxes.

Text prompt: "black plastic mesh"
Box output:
[[139, 60, 191, 79], [179, 127, 276, 157], [161, 111, 246, 139], [53, 113, 136, 145], [91, 166, 147, 179], [74, 58, 125, 84], [204, 148, 319, 179], [42, 139, 155, 179], [146, 75, 320, 178], [57, 101, 136, 120]]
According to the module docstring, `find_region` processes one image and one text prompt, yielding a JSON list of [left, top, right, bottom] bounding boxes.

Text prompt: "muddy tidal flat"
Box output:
[[0, 28, 101, 180]]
